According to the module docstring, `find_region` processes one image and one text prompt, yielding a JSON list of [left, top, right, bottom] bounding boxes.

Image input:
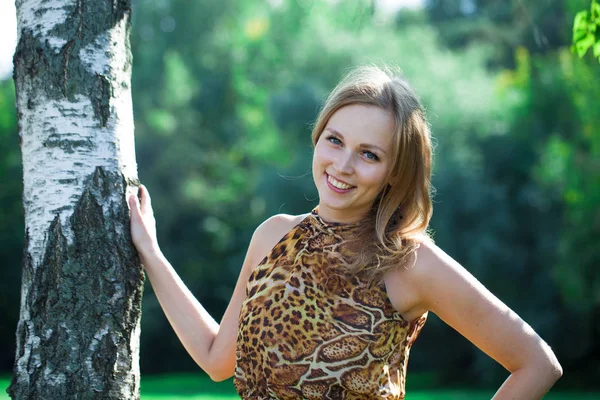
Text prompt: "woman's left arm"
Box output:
[[409, 240, 562, 399]]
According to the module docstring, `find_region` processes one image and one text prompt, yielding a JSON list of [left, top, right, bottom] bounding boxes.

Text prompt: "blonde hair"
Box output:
[[311, 66, 434, 283]]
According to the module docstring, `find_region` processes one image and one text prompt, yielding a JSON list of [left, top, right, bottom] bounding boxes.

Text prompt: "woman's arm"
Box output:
[[129, 185, 297, 381], [401, 240, 562, 399]]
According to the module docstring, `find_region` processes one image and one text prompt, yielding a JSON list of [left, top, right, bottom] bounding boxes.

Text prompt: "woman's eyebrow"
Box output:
[[325, 128, 387, 155]]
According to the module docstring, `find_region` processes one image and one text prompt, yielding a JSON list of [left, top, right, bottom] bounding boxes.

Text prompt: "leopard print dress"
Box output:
[[234, 208, 427, 399]]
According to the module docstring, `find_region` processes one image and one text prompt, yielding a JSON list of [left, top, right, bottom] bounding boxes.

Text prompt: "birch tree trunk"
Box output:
[[8, 0, 144, 398]]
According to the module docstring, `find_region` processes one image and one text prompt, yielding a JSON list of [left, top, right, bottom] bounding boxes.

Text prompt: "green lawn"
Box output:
[[1, 373, 598, 399]]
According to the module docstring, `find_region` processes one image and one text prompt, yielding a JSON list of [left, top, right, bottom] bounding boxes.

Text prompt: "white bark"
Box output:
[[20, 91, 136, 266], [10, 0, 143, 398], [17, 0, 71, 45], [19, 7, 136, 269]]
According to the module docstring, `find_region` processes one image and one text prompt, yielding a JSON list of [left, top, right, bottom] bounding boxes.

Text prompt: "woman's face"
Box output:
[[312, 104, 395, 223]]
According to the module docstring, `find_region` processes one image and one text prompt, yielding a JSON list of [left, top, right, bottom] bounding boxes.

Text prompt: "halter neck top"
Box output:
[[234, 209, 427, 399]]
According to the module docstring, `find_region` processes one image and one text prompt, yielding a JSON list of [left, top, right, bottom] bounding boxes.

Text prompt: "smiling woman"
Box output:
[[129, 65, 562, 399]]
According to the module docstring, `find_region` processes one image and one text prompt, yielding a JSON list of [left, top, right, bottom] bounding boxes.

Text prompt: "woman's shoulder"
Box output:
[[407, 237, 485, 308], [248, 212, 310, 257], [403, 236, 453, 285], [413, 236, 453, 273], [385, 237, 458, 320]]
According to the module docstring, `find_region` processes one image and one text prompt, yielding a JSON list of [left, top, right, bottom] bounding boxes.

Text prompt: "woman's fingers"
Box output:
[[128, 185, 160, 256], [139, 184, 153, 217], [129, 193, 141, 220]]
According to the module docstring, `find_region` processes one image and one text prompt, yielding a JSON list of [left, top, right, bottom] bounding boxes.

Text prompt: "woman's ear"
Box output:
[[376, 184, 392, 203], [384, 167, 398, 187], [385, 175, 395, 187]]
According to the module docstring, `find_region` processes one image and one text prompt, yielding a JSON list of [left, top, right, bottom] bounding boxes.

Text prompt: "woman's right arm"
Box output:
[[129, 185, 295, 381]]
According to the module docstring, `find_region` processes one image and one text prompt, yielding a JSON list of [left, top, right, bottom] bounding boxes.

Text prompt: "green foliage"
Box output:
[[572, 0, 600, 62]]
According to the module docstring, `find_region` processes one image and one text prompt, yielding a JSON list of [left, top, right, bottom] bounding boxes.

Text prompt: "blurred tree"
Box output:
[[528, 49, 600, 383], [423, 0, 600, 385], [423, 0, 568, 67], [0, 80, 22, 373], [8, 0, 143, 398]]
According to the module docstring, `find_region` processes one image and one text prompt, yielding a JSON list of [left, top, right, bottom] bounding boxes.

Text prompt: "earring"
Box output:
[[390, 207, 403, 226]]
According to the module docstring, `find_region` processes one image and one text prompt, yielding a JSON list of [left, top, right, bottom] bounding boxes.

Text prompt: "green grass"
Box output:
[[1, 373, 598, 399]]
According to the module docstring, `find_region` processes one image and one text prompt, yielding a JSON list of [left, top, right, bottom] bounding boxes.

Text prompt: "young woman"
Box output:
[[128, 66, 562, 399]]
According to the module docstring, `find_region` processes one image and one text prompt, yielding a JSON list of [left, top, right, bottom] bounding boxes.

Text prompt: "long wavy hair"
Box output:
[[311, 66, 434, 283]]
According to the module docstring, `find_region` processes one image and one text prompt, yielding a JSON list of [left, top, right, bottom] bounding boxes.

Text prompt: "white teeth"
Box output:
[[328, 175, 353, 190]]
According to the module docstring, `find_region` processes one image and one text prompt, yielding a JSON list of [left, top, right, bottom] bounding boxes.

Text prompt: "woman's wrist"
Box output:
[[137, 245, 164, 266]]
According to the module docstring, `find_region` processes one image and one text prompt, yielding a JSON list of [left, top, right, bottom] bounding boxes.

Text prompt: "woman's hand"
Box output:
[[128, 184, 160, 259]]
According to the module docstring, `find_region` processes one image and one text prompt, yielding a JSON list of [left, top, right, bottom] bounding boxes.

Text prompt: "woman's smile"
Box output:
[[326, 173, 356, 192]]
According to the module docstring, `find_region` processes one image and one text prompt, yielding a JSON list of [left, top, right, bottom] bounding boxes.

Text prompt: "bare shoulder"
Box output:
[[412, 238, 485, 287], [413, 237, 453, 276], [406, 238, 477, 301], [385, 235, 469, 321], [384, 236, 439, 322]]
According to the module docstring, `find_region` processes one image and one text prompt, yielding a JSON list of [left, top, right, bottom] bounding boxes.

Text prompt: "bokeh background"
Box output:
[[1, 0, 598, 397]]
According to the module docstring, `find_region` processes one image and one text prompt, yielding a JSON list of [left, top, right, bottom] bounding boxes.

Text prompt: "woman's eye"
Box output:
[[363, 151, 379, 161], [327, 136, 342, 145]]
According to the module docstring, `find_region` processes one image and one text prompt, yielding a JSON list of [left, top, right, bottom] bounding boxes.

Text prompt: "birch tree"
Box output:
[[8, 0, 144, 398]]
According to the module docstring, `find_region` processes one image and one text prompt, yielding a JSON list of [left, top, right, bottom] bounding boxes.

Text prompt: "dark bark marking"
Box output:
[[42, 133, 96, 154], [94, 75, 112, 127], [76, 0, 84, 39], [9, 167, 144, 399], [32, 215, 66, 318], [61, 39, 75, 98], [92, 333, 118, 391]]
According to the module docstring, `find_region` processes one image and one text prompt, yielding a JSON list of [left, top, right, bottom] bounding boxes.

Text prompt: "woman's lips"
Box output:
[[326, 173, 355, 193]]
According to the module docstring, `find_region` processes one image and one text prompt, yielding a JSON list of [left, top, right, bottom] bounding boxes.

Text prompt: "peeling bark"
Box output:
[[10, 0, 143, 399]]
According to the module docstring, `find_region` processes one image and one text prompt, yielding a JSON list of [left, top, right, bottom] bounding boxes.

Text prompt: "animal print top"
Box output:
[[234, 208, 427, 399]]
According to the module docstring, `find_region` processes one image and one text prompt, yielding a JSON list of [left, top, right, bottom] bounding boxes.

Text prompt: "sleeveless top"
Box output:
[[234, 209, 427, 399]]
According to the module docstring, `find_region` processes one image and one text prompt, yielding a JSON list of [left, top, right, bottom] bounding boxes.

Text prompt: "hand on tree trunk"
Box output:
[[129, 185, 161, 259]]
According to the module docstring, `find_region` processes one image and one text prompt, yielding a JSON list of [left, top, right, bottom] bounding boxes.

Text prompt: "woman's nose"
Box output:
[[334, 151, 354, 175]]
